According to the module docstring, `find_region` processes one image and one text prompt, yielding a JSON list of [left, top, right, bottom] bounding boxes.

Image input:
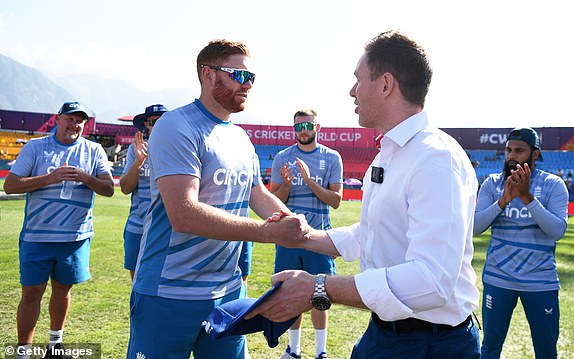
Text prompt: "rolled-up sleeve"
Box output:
[[327, 223, 361, 261], [355, 268, 414, 320]]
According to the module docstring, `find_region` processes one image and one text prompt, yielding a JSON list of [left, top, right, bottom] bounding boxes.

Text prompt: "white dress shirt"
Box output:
[[328, 112, 479, 325]]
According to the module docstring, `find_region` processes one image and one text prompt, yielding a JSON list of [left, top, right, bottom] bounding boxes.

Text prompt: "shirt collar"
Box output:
[[193, 99, 231, 126], [382, 111, 429, 149]]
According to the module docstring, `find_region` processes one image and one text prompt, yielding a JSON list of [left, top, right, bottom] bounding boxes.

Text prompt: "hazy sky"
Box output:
[[1, 0, 573, 128]]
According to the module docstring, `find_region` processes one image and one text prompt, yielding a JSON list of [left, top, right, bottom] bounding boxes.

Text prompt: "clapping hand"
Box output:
[[134, 131, 148, 165]]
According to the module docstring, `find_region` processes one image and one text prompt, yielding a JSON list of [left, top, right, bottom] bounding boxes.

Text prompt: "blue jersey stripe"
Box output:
[[190, 241, 232, 271], [491, 236, 555, 252], [216, 242, 242, 272], [483, 270, 559, 285], [160, 275, 239, 288]]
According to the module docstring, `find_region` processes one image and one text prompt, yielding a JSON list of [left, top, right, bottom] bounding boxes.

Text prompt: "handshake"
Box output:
[[263, 209, 313, 248]]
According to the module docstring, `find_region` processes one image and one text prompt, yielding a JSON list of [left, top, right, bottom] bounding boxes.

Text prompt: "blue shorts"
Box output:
[[127, 288, 246, 359], [19, 239, 91, 286], [274, 245, 336, 275], [238, 241, 253, 276], [124, 229, 142, 271]]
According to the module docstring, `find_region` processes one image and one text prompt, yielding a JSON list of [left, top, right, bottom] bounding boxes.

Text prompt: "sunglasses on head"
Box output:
[[293, 122, 316, 132], [201, 65, 256, 85]]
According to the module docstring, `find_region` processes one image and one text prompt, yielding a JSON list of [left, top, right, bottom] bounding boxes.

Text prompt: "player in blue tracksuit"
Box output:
[[474, 127, 568, 359]]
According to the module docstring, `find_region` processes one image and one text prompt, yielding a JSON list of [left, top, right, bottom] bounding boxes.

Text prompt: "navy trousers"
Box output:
[[350, 315, 480, 359]]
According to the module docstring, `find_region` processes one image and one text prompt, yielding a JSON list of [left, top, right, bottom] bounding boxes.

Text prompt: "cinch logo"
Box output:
[[139, 163, 150, 177], [503, 206, 532, 219], [291, 172, 323, 186], [213, 168, 249, 186]]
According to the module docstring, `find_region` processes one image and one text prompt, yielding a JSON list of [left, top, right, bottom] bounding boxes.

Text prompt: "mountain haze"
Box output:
[[0, 53, 75, 114], [0, 53, 202, 124], [0, 53, 266, 125]]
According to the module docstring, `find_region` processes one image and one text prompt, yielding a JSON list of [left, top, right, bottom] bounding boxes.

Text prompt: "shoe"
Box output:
[[316, 352, 329, 359], [278, 345, 302, 359], [42, 343, 74, 359]]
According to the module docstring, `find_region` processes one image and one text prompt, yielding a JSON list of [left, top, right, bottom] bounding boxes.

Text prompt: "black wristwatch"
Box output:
[[310, 274, 331, 311]]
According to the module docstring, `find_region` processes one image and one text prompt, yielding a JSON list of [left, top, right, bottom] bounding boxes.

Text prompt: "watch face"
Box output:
[[311, 296, 332, 311]]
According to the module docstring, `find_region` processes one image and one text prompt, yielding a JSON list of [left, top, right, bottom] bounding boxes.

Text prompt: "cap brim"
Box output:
[[133, 114, 147, 131]]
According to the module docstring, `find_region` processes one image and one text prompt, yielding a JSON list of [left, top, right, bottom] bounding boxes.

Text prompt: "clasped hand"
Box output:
[[503, 162, 533, 203], [265, 209, 312, 248], [51, 164, 87, 184]]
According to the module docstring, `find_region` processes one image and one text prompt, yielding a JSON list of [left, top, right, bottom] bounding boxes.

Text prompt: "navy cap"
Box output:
[[133, 104, 168, 137], [143, 104, 167, 119], [202, 282, 298, 348], [58, 101, 90, 120], [507, 127, 543, 161]]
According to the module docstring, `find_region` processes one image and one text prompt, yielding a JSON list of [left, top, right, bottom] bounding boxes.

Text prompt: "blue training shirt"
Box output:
[[9, 135, 111, 242], [271, 144, 343, 230], [475, 169, 568, 291], [122, 144, 151, 235], [133, 99, 260, 300]]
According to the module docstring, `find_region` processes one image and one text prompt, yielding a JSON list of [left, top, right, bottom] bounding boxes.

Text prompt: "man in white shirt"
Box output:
[[248, 30, 481, 359]]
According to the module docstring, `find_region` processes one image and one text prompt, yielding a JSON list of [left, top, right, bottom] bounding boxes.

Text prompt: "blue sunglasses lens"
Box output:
[[294, 122, 315, 132], [231, 70, 255, 84]]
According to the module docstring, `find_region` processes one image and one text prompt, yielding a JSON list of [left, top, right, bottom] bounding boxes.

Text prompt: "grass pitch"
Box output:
[[0, 191, 572, 358]]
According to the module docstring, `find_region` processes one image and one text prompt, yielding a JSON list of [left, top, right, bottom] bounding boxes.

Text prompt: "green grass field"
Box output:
[[0, 191, 573, 358]]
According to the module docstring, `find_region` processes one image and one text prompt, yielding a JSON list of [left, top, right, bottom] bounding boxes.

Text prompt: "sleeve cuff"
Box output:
[[355, 269, 413, 321]]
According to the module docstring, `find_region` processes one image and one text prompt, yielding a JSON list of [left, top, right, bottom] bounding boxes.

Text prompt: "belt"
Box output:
[[371, 313, 472, 333]]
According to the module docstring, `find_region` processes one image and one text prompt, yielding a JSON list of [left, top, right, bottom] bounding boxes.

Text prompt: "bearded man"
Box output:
[[126, 39, 310, 359], [474, 127, 568, 359]]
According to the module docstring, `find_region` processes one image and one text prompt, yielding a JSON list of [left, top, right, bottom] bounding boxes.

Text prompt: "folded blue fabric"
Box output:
[[203, 282, 298, 348]]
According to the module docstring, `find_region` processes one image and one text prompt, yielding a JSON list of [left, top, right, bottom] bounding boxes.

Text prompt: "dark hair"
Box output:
[[293, 109, 317, 122], [197, 39, 251, 84], [365, 30, 433, 107]]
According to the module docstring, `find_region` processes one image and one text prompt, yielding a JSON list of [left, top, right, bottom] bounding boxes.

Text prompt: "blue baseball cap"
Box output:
[[202, 282, 299, 348], [507, 127, 544, 161], [58, 101, 90, 120]]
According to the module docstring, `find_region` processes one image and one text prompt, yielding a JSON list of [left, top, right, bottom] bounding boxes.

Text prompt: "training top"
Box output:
[[474, 169, 568, 291], [271, 144, 342, 230], [122, 145, 151, 235], [133, 99, 260, 300], [9, 135, 111, 242]]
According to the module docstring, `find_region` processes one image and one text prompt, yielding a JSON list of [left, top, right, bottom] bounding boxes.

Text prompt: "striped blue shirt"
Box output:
[[271, 144, 342, 230], [474, 169, 568, 291], [122, 145, 151, 235], [10, 135, 111, 242], [133, 99, 260, 300]]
